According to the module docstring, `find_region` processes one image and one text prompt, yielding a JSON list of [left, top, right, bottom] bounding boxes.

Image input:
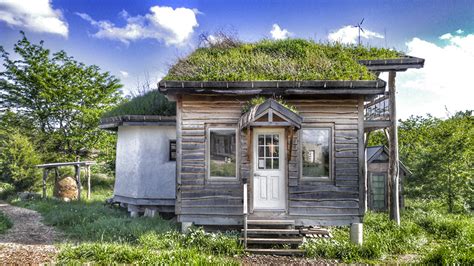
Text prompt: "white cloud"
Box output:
[[119, 70, 129, 78], [77, 5, 199, 45], [270, 24, 291, 40], [0, 0, 68, 36], [456, 29, 464, 34], [328, 25, 383, 44], [396, 31, 474, 118], [439, 33, 453, 40]]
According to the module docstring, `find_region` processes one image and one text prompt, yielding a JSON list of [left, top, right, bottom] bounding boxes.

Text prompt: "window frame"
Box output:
[[206, 126, 239, 181], [169, 140, 177, 161], [299, 125, 334, 181]]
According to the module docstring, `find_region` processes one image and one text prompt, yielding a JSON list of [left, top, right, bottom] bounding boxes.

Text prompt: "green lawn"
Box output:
[[11, 174, 473, 264], [12, 174, 242, 264]]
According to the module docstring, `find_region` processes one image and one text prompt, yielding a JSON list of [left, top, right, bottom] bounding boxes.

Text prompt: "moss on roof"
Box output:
[[164, 39, 401, 81], [102, 90, 176, 118]]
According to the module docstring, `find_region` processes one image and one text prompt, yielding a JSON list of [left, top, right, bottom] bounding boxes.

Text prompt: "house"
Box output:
[[99, 92, 177, 216], [367, 145, 411, 211], [100, 39, 424, 248]]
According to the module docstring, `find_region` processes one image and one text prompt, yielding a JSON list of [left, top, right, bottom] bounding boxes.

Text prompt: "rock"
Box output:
[[17, 192, 41, 200], [53, 177, 78, 200]]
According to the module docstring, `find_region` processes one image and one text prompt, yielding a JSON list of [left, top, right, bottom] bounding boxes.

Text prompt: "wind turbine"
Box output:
[[353, 18, 365, 45]]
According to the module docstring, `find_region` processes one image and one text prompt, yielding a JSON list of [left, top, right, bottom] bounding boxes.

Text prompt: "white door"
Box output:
[[253, 128, 286, 210]]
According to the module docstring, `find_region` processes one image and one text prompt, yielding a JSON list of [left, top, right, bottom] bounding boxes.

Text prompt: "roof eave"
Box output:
[[99, 115, 176, 131], [358, 56, 425, 72], [158, 79, 386, 96]]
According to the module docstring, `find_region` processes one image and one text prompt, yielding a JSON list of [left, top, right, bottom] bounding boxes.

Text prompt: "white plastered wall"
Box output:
[[114, 126, 176, 200]]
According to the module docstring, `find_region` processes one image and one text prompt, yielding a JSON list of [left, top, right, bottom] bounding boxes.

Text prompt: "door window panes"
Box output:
[[257, 134, 280, 170]]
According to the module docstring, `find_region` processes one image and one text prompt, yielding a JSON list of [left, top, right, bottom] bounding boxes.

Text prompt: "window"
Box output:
[[208, 128, 237, 179], [257, 133, 280, 170], [301, 128, 331, 179], [169, 140, 176, 161]]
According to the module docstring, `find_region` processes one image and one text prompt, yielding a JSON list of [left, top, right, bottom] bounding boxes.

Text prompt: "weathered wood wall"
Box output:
[[177, 95, 364, 226]]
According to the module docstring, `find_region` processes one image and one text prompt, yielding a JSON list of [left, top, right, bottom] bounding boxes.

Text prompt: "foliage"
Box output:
[[58, 242, 239, 265], [302, 211, 424, 262], [242, 96, 298, 114], [0, 182, 15, 199], [369, 111, 474, 212], [303, 202, 473, 264], [0, 211, 12, 234], [0, 32, 122, 162], [139, 227, 243, 256], [164, 38, 401, 81], [102, 90, 176, 118], [0, 131, 41, 191]]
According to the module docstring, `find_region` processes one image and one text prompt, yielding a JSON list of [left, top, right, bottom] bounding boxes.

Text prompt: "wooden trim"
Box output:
[[176, 96, 183, 215], [358, 96, 366, 215]]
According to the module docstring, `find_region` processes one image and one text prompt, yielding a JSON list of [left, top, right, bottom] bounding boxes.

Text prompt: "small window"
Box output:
[[208, 128, 237, 179], [169, 140, 176, 161], [301, 128, 332, 179]]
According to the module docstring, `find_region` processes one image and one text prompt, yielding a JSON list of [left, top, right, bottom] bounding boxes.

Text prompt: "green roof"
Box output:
[[102, 90, 176, 118], [163, 39, 401, 81]]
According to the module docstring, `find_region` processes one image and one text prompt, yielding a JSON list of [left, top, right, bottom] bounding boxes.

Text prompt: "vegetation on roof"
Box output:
[[164, 38, 401, 81], [102, 90, 176, 118]]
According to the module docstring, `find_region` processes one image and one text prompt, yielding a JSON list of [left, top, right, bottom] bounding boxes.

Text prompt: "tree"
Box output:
[[0, 32, 122, 161]]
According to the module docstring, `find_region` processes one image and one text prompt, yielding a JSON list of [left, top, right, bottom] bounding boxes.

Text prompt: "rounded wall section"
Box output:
[[114, 126, 176, 200]]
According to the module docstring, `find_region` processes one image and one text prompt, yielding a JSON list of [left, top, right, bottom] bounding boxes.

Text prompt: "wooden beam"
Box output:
[[42, 169, 49, 199], [87, 166, 91, 200], [388, 71, 400, 225]]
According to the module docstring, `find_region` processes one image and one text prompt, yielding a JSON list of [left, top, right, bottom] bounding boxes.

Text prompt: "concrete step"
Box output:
[[245, 248, 305, 256], [241, 228, 300, 235], [240, 237, 304, 244], [246, 219, 295, 226]]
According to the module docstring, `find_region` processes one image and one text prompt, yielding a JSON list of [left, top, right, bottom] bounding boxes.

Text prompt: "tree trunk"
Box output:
[[388, 71, 400, 225]]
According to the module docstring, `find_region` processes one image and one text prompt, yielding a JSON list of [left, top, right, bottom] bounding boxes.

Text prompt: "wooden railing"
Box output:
[[365, 94, 390, 121]]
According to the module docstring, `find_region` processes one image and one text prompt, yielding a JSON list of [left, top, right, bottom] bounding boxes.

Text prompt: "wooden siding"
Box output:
[[177, 95, 363, 226]]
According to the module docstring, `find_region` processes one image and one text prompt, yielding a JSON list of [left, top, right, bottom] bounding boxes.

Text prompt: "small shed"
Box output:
[[100, 114, 177, 216], [366, 145, 411, 211]]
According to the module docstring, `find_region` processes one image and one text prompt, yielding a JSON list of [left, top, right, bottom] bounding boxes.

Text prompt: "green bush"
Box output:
[[0, 182, 15, 199], [0, 131, 41, 192], [0, 211, 12, 233]]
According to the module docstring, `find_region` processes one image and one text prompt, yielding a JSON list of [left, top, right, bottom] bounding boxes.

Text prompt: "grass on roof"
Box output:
[[102, 90, 176, 118], [164, 39, 401, 81]]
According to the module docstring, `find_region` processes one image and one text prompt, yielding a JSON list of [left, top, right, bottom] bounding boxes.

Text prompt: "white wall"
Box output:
[[114, 126, 176, 200]]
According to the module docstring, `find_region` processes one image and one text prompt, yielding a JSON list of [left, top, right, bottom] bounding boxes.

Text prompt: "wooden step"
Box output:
[[245, 248, 305, 256], [246, 219, 295, 226], [241, 237, 303, 244], [242, 228, 300, 235]]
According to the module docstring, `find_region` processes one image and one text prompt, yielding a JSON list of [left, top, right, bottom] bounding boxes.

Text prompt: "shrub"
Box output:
[[0, 131, 41, 191], [0, 211, 12, 233], [0, 182, 15, 199]]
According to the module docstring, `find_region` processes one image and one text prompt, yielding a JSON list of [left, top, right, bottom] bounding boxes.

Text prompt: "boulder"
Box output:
[[54, 176, 78, 200]]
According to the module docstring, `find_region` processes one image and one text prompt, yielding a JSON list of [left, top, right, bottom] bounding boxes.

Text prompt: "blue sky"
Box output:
[[0, 0, 473, 118]]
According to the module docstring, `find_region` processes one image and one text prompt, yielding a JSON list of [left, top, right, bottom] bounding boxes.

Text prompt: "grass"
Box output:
[[102, 90, 176, 118], [12, 174, 242, 264], [302, 200, 474, 264], [164, 38, 401, 81], [0, 211, 12, 234]]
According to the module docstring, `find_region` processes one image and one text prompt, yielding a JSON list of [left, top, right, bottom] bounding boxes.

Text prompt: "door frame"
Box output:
[[250, 127, 288, 213]]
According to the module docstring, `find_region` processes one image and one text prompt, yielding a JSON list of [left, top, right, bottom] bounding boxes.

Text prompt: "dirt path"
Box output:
[[0, 201, 61, 264]]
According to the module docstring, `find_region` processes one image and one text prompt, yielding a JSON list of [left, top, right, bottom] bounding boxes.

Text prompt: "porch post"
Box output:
[[388, 71, 400, 225]]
